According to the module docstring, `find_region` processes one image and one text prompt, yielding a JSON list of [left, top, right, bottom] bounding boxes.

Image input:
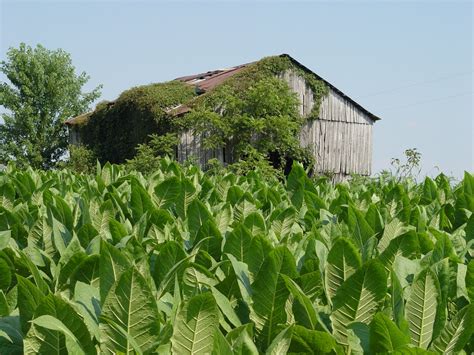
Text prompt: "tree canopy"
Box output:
[[0, 43, 101, 169]]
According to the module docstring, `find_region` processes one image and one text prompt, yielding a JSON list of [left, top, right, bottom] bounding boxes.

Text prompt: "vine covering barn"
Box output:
[[65, 54, 380, 180]]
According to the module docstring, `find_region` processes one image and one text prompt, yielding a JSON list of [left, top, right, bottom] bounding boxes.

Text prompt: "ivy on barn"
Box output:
[[76, 55, 328, 172], [78, 81, 196, 163]]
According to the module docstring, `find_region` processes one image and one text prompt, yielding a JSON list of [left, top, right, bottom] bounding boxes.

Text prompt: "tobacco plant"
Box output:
[[0, 159, 472, 354]]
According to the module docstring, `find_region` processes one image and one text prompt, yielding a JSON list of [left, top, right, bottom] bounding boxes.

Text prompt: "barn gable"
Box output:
[[279, 66, 377, 181]]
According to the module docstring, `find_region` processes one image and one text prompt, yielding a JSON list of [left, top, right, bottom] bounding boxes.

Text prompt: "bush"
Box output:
[[65, 144, 96, 174], [125, 133, 179, 174]]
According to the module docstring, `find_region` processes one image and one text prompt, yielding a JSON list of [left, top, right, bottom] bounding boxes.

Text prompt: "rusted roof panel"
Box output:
[[175, 63, 250, 92]]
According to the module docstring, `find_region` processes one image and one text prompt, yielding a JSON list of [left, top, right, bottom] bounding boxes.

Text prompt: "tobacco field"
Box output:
[[0, 160, 473, 354]]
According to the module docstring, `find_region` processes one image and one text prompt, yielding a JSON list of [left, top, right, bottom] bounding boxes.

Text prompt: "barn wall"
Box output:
[[68, 126, 82, 145], [281, 70, 374, 177], [177, 130, 225, 167]]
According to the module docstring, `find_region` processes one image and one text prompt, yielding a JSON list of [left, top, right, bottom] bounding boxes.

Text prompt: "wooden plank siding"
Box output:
[[177, 130, 225, 167], [176, 68, 375, 180], [281, 69, 374, 179]]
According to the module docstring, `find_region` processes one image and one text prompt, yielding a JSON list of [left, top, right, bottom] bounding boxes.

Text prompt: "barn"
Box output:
[[66, 54, 380, 180]]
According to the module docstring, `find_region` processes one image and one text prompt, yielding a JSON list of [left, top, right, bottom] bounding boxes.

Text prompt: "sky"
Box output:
[[1, 0, 472, 179]]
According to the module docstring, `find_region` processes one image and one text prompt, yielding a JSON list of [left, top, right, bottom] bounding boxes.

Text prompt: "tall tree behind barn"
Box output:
[[65, 54, 380, 181]]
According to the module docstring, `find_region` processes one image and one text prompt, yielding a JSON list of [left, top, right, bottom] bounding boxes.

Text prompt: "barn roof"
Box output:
[[65, 54, 380, 125], [174, 54, 380, 121]]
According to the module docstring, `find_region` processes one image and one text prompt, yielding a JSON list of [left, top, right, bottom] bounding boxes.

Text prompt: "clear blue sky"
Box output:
[[1, 0, 472, 178]]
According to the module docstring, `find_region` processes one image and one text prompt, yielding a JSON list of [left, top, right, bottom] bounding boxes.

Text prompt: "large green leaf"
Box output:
[[153, 240, 188, 291], [153, 176, 181, 209], [171, 292, 219, 355], [176, 179, 197, 219], [23, 294, 95, 354], [99, 240, 131, 304], [377, 218, 412, 253], [30, 315, 87, 355], [421, 177, 438, 205], [0, 315, 23, 355], [69, 254, 100, 288], [73, 281, 100, 341], [223, 224, 252, 262], [466, 259, 474, 302], [369, 312, 410, 353], [430, 304, 474, 353], [287, 162, 306, 210], [250, 246, 297, 349], [212, 329, 233, 355], [215, 203, 233, 235], [100, 267, 160, 354], [346, 205, 374, 249], [0, 257, 11, 291], [130, 178, 154, 223], [211, 286, 242, 328], [270, 207, 297, 239], [265, 325, 293, 355], [390, 268, 409, 332], [16, 275, 46, 335], [282, 275, 320, 330], [325, 237, 361, 302], [226, 323, 259, 354], [187, 199, 212, 242], [406, 268, 439, 349], [330, 260, 387, 346], [0, 290, 9, 316], [288, 324, 340, 354], [226, 253, 253, 306], [243, 211, 266, 237], [378, 231, 419, 268], [182, 264, 218, 297]]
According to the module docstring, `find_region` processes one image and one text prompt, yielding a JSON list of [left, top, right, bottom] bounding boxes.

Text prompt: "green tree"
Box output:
[[186, 76, 312, 173], [0, 43, 101, 169]]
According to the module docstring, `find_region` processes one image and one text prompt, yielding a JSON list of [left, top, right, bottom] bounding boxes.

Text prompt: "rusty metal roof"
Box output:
[[174, 63, 251, 93], [66, 54, 380, 125]]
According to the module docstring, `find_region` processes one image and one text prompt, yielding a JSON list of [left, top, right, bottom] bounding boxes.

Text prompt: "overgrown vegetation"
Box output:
[[0, 160, 473, 353], [76, 55, 328, 174], [78, 81, 196, 163], [184, 76, 314, 173], [125, 133, 179, 175], [64, 144, 97, 174]]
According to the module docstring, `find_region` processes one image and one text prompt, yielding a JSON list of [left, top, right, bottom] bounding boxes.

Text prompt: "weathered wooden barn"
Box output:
[[66, 54, 380, 180]]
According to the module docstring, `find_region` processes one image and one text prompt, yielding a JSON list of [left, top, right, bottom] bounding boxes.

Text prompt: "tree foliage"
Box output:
[[0, 43, 102, 169], [186, 76, 313, 172]]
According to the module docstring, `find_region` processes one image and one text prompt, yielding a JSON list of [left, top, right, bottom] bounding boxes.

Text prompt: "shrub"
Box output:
[[125, 133, 179, 174], [66, 144, 96, 174]]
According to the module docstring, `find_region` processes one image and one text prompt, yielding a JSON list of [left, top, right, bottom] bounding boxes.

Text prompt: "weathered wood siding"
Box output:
[[177, 130, 228, 166], [281, 70, 374, 178], [68, 127, 81, 145]]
